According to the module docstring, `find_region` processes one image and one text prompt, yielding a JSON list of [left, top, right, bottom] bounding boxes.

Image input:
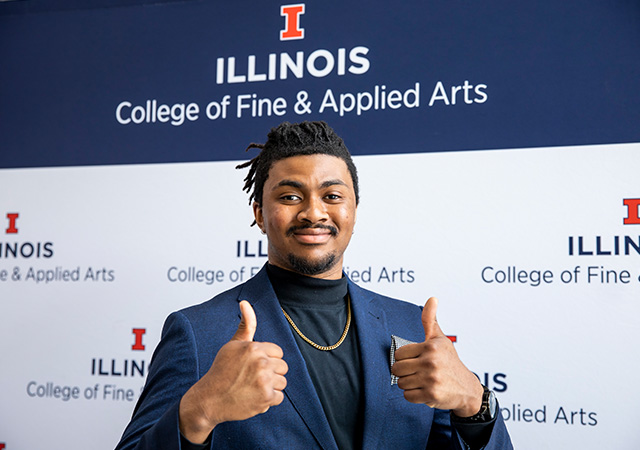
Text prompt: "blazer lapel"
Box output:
[[348, 281, 391, 450], [237, 267, 338, 450]]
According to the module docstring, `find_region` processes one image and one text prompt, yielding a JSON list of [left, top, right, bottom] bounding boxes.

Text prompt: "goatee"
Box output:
[[287, 252, 337, 276]]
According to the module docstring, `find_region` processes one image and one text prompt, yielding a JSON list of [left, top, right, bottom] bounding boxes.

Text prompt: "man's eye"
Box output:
[[325, 194, 341, 200], [281, 194, 301, 201]]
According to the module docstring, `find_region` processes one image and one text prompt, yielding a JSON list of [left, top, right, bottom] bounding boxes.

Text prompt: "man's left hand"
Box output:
[[391, 297, 483, 417]]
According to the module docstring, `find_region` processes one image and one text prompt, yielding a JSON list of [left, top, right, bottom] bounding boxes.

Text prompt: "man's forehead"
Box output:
[[267, 154, 352, 184]]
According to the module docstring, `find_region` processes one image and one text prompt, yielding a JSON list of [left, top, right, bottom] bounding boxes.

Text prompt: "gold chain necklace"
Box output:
[[281, 296, 351, 351]]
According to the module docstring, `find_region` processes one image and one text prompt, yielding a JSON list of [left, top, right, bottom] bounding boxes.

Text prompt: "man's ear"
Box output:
[[353, 205, 357, 233], [252, 201, 265, 232]]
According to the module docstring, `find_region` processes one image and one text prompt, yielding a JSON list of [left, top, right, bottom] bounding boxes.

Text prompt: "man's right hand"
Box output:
[[178, 300, 288, 444]]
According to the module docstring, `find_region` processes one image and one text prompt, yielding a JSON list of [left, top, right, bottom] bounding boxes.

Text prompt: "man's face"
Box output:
[[253, 154, 357, 280]]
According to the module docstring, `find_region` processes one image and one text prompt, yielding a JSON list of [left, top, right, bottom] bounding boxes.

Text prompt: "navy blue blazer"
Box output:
[[116, 266, 512, 450]]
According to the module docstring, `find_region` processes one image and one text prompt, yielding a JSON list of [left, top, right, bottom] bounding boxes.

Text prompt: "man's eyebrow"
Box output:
[[273, 179, 347, 190], [274, 180, 303, 190], [320, 179, 347, 189]]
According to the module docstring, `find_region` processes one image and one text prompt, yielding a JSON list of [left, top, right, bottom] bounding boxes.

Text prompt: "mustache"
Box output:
[[286, 224, 338, 237]]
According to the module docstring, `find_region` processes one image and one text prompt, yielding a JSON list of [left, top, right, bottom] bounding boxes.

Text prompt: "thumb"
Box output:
[[231, 300, 257, 342], [422, 297, 444, 340]]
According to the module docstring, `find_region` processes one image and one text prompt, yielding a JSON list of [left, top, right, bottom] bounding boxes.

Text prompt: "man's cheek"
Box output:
[[271, 211, 293, 229]]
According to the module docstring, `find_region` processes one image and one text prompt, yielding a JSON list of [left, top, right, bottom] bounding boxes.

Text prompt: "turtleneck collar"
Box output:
[[266, 263, 348, 308]]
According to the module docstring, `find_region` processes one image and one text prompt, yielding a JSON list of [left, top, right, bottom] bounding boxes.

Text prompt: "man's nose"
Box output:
[[297, 196, 329, 223]]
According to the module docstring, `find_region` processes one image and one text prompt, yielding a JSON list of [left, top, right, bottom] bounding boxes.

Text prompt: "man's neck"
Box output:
[[267, 259, 344, 280]]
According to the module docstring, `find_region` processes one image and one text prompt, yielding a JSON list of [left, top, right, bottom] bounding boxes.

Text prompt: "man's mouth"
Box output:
[[287, 225, 338, 244]]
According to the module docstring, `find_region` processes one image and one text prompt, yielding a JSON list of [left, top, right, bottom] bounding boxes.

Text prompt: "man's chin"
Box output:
[[287, 252, 337, 276]]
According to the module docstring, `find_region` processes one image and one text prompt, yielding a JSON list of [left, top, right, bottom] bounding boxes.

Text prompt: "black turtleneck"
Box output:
[[267, 264, 364, 450]]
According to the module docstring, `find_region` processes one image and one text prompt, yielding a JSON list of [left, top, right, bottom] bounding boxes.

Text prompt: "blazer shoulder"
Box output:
[[177, 265, 271, 323], [179, 283, 244, 317], [164, 283, 245, 346], [169, 268, 273, 341]]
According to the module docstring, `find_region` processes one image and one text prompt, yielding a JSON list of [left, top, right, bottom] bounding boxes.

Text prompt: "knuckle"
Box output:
[[424, 341, 439, 353], [257, 371, 272, 387], [255, 357, 269, 370], [257, 384, 273, 402], [247, 342, 262, 354], [424, 385, 440, 403], [418, 353, 437, 369]]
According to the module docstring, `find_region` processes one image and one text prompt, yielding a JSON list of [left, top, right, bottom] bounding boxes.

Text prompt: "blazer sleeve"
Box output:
[[427, 407, 513, 450], [115, 311, 202, 450]]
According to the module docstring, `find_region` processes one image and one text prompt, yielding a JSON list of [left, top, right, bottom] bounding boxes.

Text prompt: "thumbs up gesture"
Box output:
[[179, 301, 288, 443], [391, 297, 483, 417]]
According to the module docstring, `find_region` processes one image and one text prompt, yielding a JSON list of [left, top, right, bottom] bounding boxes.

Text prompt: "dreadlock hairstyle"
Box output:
[[236, 121, 360, 216]]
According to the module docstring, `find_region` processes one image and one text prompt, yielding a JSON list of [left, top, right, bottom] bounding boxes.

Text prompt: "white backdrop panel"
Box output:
[[1, 142, 639, 449]]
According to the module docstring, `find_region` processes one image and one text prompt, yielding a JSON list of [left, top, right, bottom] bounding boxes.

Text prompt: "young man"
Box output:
[[116, 121, 513, 450]]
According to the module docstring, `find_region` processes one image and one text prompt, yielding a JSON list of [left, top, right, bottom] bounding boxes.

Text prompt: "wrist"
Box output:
[[179, 386, 219, 443], [451, 384, 498, 423], [452, 380, 484, 417]]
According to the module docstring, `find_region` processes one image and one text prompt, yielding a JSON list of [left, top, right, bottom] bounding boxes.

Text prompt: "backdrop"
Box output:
[[1, 1, 639, 449]]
